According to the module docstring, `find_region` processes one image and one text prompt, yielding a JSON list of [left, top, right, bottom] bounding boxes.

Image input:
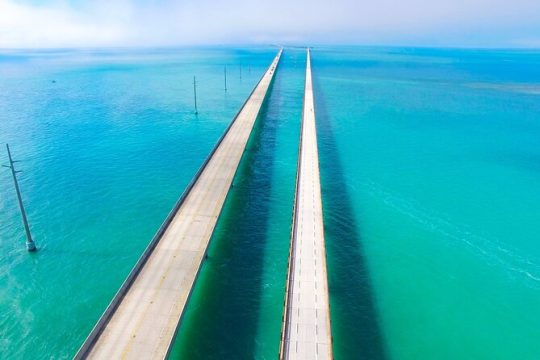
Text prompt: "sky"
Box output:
[[1, 0, 540, 48]]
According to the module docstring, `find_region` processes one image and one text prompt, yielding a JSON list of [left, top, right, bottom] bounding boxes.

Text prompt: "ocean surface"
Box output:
[[1, 46, 540, 359]]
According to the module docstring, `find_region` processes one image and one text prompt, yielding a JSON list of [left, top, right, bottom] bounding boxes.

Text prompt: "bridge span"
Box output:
[[76, 49, 282, 360], [280, 48, 333, 360]]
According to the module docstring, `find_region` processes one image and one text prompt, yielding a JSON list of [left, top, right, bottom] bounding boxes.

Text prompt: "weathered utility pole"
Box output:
[[224, 65, 228, 92], [193, 76, 198, 115], [3, 144, 36, 251]]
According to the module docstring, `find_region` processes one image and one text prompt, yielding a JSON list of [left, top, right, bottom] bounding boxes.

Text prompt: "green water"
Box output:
[[314, 47, 540, 359]]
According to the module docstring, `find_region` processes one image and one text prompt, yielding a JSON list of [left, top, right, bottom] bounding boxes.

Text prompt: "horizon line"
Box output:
[[2, 43, 540, 52]]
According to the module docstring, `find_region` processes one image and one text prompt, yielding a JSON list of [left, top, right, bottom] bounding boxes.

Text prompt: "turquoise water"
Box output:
[[0, 47, 276, 358], [2, 46, 540, 359], [313, 47, 540, 359]]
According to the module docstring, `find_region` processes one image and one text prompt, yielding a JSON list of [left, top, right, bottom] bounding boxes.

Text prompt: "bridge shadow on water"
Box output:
[[169, 72, 282, 359], [312, 69, 388, 360]]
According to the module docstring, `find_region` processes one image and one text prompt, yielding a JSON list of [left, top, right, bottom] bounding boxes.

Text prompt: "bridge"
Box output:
[[280, 48, 333, 359], [76, 48, 334, 359], [76, 49, 282, 359]]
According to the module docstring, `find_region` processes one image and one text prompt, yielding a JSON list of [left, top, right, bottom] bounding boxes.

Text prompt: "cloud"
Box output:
[[1, 0, 540, 48], [0, 1, 131, 47]]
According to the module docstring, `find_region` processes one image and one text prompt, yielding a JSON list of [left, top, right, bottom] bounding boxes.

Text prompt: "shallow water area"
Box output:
[[0, 47, 276, 358], [1, 46, 540, 359]]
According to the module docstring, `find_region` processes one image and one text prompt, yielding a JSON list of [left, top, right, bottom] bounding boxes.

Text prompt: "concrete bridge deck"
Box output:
[[76, 49, 282, 359], [280, 49, 333, 359]]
